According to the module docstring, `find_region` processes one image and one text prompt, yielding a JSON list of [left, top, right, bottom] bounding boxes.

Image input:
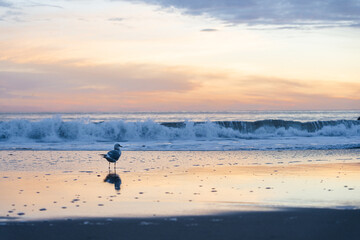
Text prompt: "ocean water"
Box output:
[[0, 111, 359, 151]]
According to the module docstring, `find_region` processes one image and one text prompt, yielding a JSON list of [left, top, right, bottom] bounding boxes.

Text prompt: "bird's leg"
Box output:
[[114, 162, 116, 171], [108, 162, 110, 171]]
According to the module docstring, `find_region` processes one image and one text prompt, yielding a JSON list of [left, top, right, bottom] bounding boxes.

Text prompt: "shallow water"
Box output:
[[1, 150, 360, 221], [1, 149, 360, 172]]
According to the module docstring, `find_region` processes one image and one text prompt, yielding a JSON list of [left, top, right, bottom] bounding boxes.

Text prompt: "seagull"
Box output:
[[101, 143, 122, 169]]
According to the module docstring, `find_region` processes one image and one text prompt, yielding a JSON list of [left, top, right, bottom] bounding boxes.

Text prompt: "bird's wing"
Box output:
[[107, 150, 120, 160]]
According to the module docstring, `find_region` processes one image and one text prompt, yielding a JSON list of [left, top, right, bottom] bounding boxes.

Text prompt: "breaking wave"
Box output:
[[0, 117, 359, 142]]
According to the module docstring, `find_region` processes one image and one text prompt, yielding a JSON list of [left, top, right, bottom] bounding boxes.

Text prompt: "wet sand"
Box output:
[[2, 208, 360, 240], [1, 150, 360, 239]]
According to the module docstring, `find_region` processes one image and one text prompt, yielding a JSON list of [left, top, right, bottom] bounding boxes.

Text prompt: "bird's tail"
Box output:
[[99, 154, 107, 158]]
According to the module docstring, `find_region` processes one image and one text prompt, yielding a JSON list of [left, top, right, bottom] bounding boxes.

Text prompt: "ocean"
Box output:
[[0, 111, 359, 151], [1, 111, 360, 222]]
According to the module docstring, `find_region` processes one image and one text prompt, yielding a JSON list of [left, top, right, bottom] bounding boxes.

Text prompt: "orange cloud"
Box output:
[[0, 59, 359, 112]]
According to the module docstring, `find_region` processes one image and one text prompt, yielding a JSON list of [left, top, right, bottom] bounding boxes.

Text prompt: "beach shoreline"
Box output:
[[1, 149, 360, 239]]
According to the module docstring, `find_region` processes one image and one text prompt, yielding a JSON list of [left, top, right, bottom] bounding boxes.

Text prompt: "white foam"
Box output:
[[0, 116, 359, 151]]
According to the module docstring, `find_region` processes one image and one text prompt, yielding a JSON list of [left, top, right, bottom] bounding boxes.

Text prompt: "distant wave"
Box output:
[[1, 117, 359, 144]]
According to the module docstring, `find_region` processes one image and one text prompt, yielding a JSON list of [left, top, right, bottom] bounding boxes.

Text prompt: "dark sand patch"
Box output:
[[1, 208, 360, 240]]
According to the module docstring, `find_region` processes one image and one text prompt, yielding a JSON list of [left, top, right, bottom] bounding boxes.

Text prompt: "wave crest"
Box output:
[[0, 117, 359, 143]]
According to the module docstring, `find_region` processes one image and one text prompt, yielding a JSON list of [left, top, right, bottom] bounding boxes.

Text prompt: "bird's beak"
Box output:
[[120, 145, 123, 147]]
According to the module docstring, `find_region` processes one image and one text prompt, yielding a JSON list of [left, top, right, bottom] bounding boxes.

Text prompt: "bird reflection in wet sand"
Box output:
[[104, 172, 122, 191]]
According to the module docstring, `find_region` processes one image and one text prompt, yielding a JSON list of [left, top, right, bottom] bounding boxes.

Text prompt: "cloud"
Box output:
[[127, 0, 360, 28], [0, 10, 24, 22], [0, 0, 11, 8], [0, 1, 62, 22], [0, 59, 359, 112], [0, 60, 205, 111], [108, 17, 124, 22], [24, 1, 63, 9], [0, 60, 201, 95], [238, 74, 358, 92], [200, 28, 217, 32]]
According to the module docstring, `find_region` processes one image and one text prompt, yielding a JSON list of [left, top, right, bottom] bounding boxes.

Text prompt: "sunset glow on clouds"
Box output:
[[0, 0, 359, 112]]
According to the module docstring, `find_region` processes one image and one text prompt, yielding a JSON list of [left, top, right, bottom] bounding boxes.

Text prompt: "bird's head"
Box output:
[[114, 143, 122, 150]]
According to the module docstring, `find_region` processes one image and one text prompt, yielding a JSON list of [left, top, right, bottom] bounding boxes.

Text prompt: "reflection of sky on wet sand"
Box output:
[[1, 150, 360, 172], [1, 150, 360, 221]]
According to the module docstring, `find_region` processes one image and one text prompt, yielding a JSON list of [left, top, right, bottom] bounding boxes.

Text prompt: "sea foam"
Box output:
[[0, 117, 359, 150]]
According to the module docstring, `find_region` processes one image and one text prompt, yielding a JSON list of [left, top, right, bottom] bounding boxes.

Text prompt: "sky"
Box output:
[[0, 0, 359, 112]]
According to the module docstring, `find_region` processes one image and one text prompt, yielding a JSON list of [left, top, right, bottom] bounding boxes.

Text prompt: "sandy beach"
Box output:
[[1, 150, 360, 239]]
